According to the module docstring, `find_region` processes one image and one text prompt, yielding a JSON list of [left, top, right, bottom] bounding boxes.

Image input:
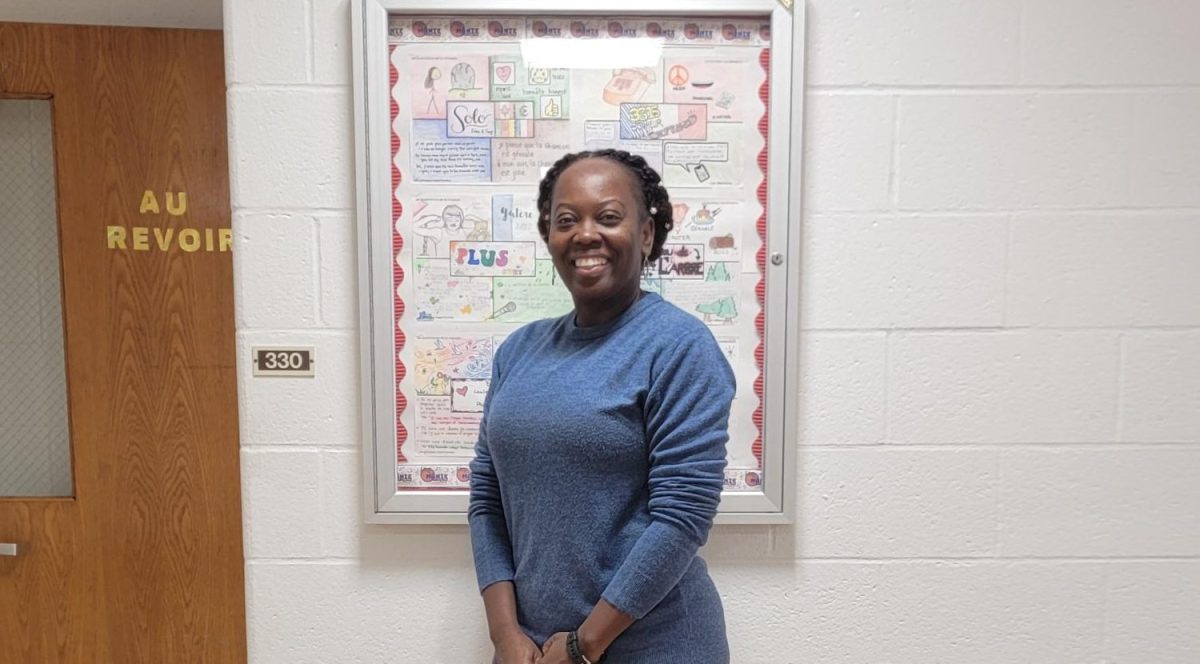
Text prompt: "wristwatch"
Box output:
[[566, 630, 595, 664]]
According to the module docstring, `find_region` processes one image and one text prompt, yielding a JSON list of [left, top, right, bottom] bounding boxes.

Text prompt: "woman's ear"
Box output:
[[641, 215, 655, 257]]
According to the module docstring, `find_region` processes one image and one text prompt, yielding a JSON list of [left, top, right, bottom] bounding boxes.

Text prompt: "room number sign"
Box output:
[[252, 347, 315, 377]]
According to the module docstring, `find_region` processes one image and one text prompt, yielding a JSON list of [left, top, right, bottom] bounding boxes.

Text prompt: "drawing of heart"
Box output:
[[456, 386, 469, 396], [496, 65, 513, 83]]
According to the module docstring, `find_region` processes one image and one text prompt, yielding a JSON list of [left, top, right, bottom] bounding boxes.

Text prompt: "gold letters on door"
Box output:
[[107, 189, 232, 252]]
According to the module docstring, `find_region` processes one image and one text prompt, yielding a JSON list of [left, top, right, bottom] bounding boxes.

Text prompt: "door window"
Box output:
[[0, 98, 73, 498]]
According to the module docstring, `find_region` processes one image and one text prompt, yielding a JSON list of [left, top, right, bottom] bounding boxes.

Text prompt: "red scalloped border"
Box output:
[[751, 47, 769, 470], [388, 44, 769, 474], [390, 47, 409, 464]]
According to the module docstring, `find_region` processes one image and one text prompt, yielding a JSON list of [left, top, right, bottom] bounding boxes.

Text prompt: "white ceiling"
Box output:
[[1, 0, 222, 30]]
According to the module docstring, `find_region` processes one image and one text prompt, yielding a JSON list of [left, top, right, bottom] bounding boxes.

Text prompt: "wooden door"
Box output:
[[0, 23, 246, 663]]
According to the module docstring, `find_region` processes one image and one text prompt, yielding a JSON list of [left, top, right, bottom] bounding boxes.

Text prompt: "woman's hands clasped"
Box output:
[[492, 630, 542, 664], [534, 632, 572, 664]]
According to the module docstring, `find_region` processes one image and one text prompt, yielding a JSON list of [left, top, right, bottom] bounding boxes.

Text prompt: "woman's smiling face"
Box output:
[[547, 157, 654, 326]]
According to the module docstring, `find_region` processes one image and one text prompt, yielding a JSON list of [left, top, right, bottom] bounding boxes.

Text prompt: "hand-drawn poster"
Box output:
[[389, 16, 770, 490]]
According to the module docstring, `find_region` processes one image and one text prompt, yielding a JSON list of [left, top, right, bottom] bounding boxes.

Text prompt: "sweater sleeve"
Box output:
[[468, 345, 516, 592], [600, 330, 735, 619]]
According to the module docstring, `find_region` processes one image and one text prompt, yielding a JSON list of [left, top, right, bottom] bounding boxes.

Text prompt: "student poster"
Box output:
[[387, 16, 771, 491]]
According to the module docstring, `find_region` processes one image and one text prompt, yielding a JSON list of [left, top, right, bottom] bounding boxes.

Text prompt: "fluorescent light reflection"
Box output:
[[519, 38, 664, 69]]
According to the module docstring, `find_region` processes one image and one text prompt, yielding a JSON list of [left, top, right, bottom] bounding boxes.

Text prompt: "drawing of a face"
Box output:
[[424, 67, 442, 89], [442, 205, 465, 231], [547, 158, 654, 324]]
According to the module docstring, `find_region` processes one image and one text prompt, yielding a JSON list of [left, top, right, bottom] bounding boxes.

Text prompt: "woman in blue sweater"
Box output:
[[469, 149, 735, 664]]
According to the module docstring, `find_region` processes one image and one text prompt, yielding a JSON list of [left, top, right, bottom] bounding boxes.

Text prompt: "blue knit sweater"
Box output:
[[469, 293, 734, 663]]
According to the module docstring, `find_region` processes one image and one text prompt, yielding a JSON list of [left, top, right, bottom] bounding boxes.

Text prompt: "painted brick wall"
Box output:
[[225, 1, 1200, 661]]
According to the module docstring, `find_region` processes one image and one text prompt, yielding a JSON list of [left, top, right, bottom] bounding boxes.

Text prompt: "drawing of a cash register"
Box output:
[[603, 68, 656, 105]]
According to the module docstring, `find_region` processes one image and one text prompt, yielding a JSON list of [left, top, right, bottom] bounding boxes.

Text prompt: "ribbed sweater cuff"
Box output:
[[600, 521, 698, 619]]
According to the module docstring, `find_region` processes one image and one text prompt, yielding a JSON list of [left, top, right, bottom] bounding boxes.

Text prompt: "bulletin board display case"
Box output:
[[353, 0, 805, 523]]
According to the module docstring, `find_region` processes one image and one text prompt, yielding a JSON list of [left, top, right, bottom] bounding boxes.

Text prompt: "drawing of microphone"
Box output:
[[488, 301, 517, 320]]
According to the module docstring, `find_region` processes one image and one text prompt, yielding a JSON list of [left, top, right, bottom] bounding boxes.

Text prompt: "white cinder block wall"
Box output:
[[226, 1, 1200, 661]]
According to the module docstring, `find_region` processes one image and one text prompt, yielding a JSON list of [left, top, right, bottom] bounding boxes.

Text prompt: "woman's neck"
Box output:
[[573, 287, 644, 328]]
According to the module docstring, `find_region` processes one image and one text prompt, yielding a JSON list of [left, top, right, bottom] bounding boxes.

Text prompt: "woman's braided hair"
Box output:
[[536, 149, 675, 262]]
